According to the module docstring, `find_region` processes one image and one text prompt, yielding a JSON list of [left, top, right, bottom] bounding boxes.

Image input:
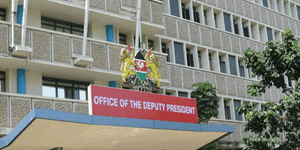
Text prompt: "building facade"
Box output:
[[0, 0, 299, 149]]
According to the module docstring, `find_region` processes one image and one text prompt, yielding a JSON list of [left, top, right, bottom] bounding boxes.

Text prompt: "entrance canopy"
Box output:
[[0, 109, 233, 150]]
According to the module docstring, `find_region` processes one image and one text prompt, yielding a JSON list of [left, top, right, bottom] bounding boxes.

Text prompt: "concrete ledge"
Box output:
[[74, 56, 93, 67], [12, 46, 32, 58]]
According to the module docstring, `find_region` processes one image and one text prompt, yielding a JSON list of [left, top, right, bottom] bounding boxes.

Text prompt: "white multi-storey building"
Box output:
[[0, 0, 299, 149]]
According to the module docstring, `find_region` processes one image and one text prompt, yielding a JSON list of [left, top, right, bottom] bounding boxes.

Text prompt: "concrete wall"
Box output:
[[88, 22, 106, 41], [27, 9, 41, 28], [26, 70, 42, 96]]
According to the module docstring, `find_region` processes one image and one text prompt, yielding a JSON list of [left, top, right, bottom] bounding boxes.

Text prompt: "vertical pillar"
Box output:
[[106, 25, 114, 43], [17, 5, 23, 24], [109, 81, 117, 88], [17, 68, 26, 94]]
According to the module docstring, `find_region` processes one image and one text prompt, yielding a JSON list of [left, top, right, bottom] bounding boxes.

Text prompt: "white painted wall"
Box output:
[[26, 70, 42, 96], [27, 9, 41, 28], [88, 22, 106, 41]]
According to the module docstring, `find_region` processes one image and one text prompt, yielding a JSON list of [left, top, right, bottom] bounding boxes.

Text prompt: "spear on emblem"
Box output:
[[126, 41, 132, 51]]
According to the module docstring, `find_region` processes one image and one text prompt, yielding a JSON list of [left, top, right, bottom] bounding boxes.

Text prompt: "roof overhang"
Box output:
[[0, 109, 233, 150]]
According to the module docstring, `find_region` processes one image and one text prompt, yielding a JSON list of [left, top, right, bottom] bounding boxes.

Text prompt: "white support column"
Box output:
[[236, 56, 240, 77], [252, 23, 260, 41], [218, 97, 225, 120], [211, 51, 219, 72], [11, 0, 17, 48], [217, 11, 225, 30], [202, 49, 209, 70], [188, 0, 194, 22], [207, 8, 214, 27], [284, 1, 291, 17], [21, 0, 29, 47], [230, 14, 234, 33], [237, 18, 243, 36], [291, 3, 297, 19], [229, 98, 235, 120], [199, 5, 205, 25], [277, 0, 284, 14], [270, 0, 277, 11], [247, 21, 252, 39], [82, 0, 90, 57], [193, 46, 199, 68], [183, 44, 187, 66]]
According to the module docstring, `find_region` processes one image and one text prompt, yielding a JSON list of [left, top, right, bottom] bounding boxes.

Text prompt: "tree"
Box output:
[[191, 82, 219, 123], [238, 29, 300, 150]]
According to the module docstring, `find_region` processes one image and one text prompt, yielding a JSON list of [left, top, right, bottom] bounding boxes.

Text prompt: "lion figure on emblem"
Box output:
[[120, 47, 136, 82], [145, 48, 161, 87]]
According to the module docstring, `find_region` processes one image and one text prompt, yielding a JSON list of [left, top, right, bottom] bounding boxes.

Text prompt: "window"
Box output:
[[224, 13, 232, 32], [219, 56, 226, 73], [262, 0, 268, 7], [0, 72, 5, 92], [174, 42, 185, 65], [288, 76, 293, 87], [148, 40, 154, 50], [214, 13, 218, 28], [186, 48, 194, 67], [243, 26, 249, 38], [234, 23, 239, 35], [178, 91, 188, 97], [224, 101, 231, 119], [0, 8, 5, 21], [41, 17, 84, 36], [239, 60, 245, 77], [209, 54, 213, 71], [267, 27, 273, 41], [234, 100, 242, 121], [182, 3, 190, 20], [42, 77, 89, 100], [204, 10, 208, 25], [162, 43, 170, 62], [229, 56, 237, 76], [170, 0, 179, 17], [119, 33, 126, 45], [297, 6, 300, 20], [193, 7, 200, 23], [198, 52, 202, 68]]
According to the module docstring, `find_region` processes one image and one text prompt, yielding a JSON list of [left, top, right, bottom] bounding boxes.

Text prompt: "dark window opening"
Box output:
[[234, 100, 243, 121], [174, 42, 185, 65], [214, 13, 218, 28], [288, 77, 293, 87], [148, 40, 154, 50], [229, 56, 237, 76], [243, 26, 249, 38], [234, 23, 239, 35], [209, 54, 213, 71], [267, 27, 273, 41], [42, 77, 89, 100], [0, 8, 6, 21], [224, 102, 231, 119], [41, 17, 84, 36], [193, 7, 200, 23], [262, 0, 268, 7], [297, 6, 300, 20], [0, 71, 5, 92], [182, 3, 190, 20], [178, 91, 188, 97], [186, 48, 194, 67], [170, 0, 180, 17], [224, 13, 232, 32], [204, 10, 208, 25], [239, 65, 245, 77], [162, 43, 170, 62], [119, 33, 126, 45], [198, 52, 202, 68], [220, 56, 226, 73]]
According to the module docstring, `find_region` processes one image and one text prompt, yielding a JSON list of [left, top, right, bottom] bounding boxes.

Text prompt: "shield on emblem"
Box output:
[[134, 51, 147, 81]]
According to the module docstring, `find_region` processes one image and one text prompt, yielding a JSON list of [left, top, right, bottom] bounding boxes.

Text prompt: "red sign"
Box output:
[[88, 85, 198, 123]]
